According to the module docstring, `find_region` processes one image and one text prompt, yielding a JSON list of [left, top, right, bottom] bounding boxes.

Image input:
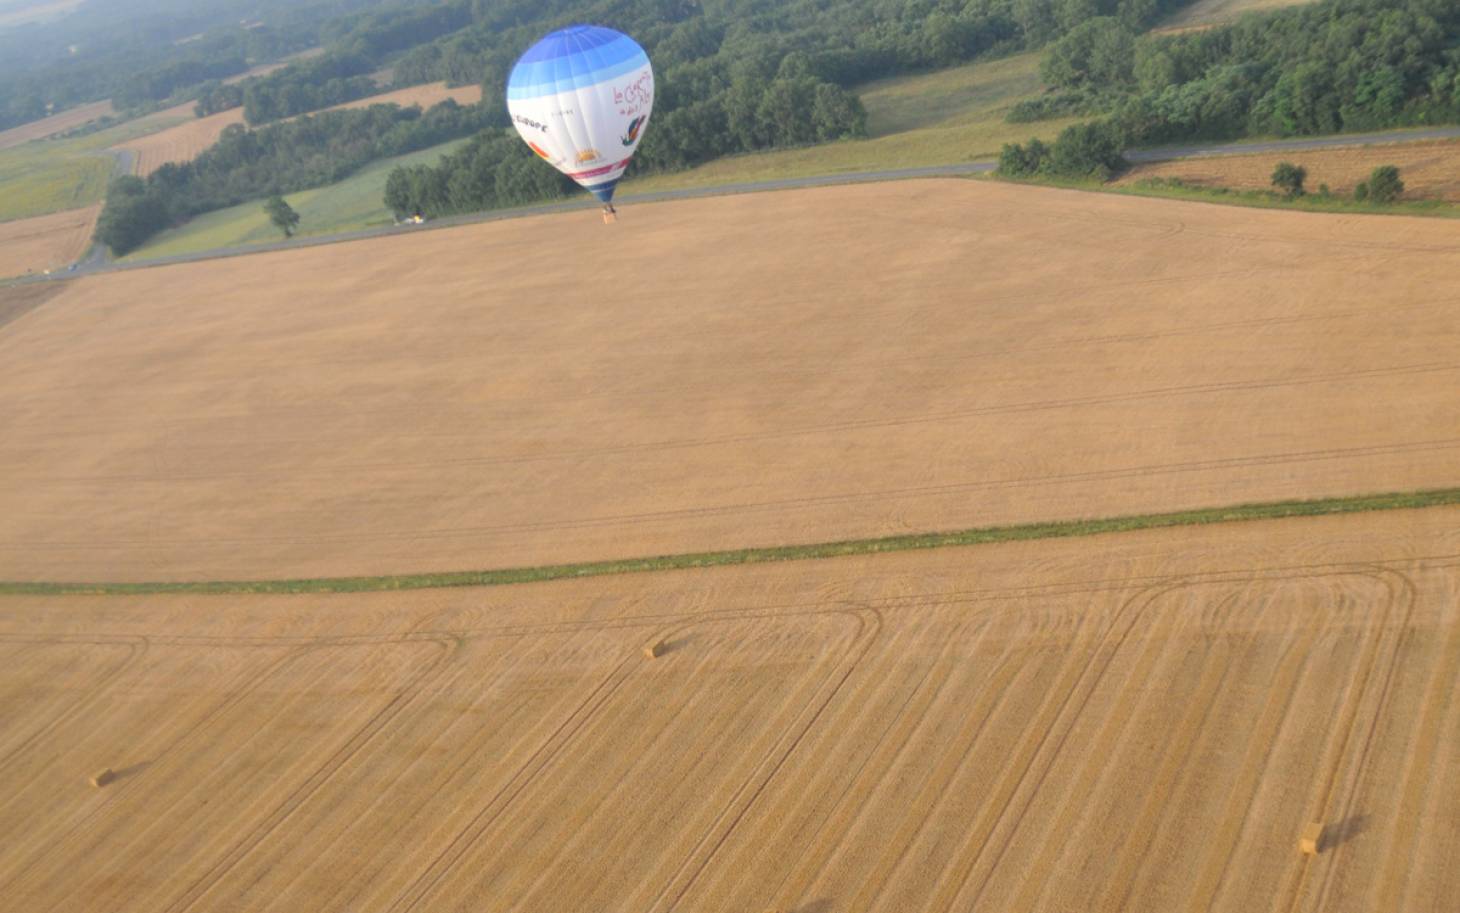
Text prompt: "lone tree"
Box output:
[[1271, 161, 1307, 197], [264, 194, 300, 238], [1360, 165, 1404, 203]]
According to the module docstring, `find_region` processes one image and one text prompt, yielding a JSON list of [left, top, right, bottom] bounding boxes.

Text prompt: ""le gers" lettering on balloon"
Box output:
[[614, 73, 652, 117]]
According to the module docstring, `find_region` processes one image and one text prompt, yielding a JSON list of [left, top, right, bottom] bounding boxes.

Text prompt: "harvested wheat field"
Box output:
[[0, 0, 81, 29], [0, 204, 98, 277], [323, 80, 482, 113], [1, 179, 1457, 583], [114, 108, 246, 176], [1122, 139, 1460, 201], [0, 281, 66, 331], [0, 99, 114, 150], [1157, 0, 1317, 31], [0, 506, 1457, 912], [222, 47, 325, 85], [113, 82, 483, 176]]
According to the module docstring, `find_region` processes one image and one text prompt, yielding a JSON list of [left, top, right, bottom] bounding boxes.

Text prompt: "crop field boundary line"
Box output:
[[2, 487, 1458, 597], [5, 124, 1457, 290]]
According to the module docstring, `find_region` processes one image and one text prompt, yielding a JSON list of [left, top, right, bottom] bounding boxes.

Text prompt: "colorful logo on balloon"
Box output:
[[621, 116, 646, 146], [576, 148, 602, 164], [528, 142, 552, 160]]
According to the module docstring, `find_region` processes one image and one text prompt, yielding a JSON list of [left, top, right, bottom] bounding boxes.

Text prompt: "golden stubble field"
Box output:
[[0, 204, 98, 277], [1156, 0, 1318, 31], [0, 0, 81, 29], [1121, 140, 1460, 201], [0, 99, 114, 150], [113, 82, 484, 177], [0, 506, 1456, 912], [0, 179, 1457, 583]]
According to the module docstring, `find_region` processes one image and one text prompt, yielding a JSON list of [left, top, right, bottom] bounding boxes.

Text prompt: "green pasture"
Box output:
[[128, 51, 1067, 255], [0, 109, 192, 223], [0, 142, 111, 221], [624, 51, 1076, 193], [122, 138, 469, 261]]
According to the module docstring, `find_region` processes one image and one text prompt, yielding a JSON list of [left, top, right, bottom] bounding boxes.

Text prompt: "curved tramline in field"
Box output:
[[0, 506, 1455, 911]]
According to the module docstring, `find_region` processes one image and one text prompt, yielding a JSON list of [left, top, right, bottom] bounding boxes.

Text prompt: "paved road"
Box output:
[[72, 148, 136, 271], [11, 126, 1458, 285]]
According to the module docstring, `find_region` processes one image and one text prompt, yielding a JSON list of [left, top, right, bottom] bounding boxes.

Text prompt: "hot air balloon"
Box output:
[[507, 25, 654, 221]]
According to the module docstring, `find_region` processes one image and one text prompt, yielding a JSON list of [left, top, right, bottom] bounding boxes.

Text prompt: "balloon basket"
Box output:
[[602, 210, 617, 224]]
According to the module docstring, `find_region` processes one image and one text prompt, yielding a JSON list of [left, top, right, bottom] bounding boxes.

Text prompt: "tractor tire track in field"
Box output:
[[796, 624, 1032, 912], [162, 636, 462, 913], [647, 607, 883, 913], [2, 538, 1456, 912], [14, 286, 1456, 450], [937, 580, 1185, 912], [0, 641, 307, 897], [504, 611, 862, 912], [1180, 570, 1390, 911], [6, 439, 1457, 560], [1005, 590, 1239, 913], [384, 650, 642, 913], [0, 636, 146, 773], [11, 358, 1459, 485], [1368, 577, 1460, 911], [758, 616, 979, 908], [1283, 566, 1418, 913]]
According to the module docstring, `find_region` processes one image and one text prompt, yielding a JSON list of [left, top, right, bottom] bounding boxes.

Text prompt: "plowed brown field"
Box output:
[[1121, 139, 1460, 201], [1, 506, 1456, 912], [113, 82, 484, 176], [0, 204, 98, 277], [0, 99, 113, 150], [1, 179, 1457, 583]]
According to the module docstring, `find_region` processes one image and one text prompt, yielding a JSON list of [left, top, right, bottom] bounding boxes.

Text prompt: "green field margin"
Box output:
[[992, 171, 1460, 219], [4, 487, 1458, 597]]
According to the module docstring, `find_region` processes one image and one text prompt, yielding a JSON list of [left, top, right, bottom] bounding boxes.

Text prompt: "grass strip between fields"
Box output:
[[991, 172, 1459, 218], [3, 487, 1459, 597]]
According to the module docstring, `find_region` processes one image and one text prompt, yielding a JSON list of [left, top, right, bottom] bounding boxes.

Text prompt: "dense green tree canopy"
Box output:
[[96, 98, 491, 255], [1104, 0, 1460, 143]]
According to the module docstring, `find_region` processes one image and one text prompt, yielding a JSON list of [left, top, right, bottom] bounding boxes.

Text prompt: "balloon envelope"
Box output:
[[506, 25, 654, 204]]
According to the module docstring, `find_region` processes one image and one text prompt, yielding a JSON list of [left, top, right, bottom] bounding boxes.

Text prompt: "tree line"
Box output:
[[237, 2, 479, 124], [96, 98, 493, 255], [113, 55, 252, 112], [379, 0, 1208, 218], [1002, 0, 1460, 178], [240, 53, 383, 125], [0, 0, 401, 131]]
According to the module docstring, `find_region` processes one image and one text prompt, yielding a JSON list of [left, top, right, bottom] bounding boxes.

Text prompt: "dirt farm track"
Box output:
[[1, 178, 1458, 912], [1, 508, 1458, 912], [0, 180, 1456, 583]]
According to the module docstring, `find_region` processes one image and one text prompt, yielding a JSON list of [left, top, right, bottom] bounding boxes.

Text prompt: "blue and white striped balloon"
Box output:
[[507, 25, 654, 205]]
